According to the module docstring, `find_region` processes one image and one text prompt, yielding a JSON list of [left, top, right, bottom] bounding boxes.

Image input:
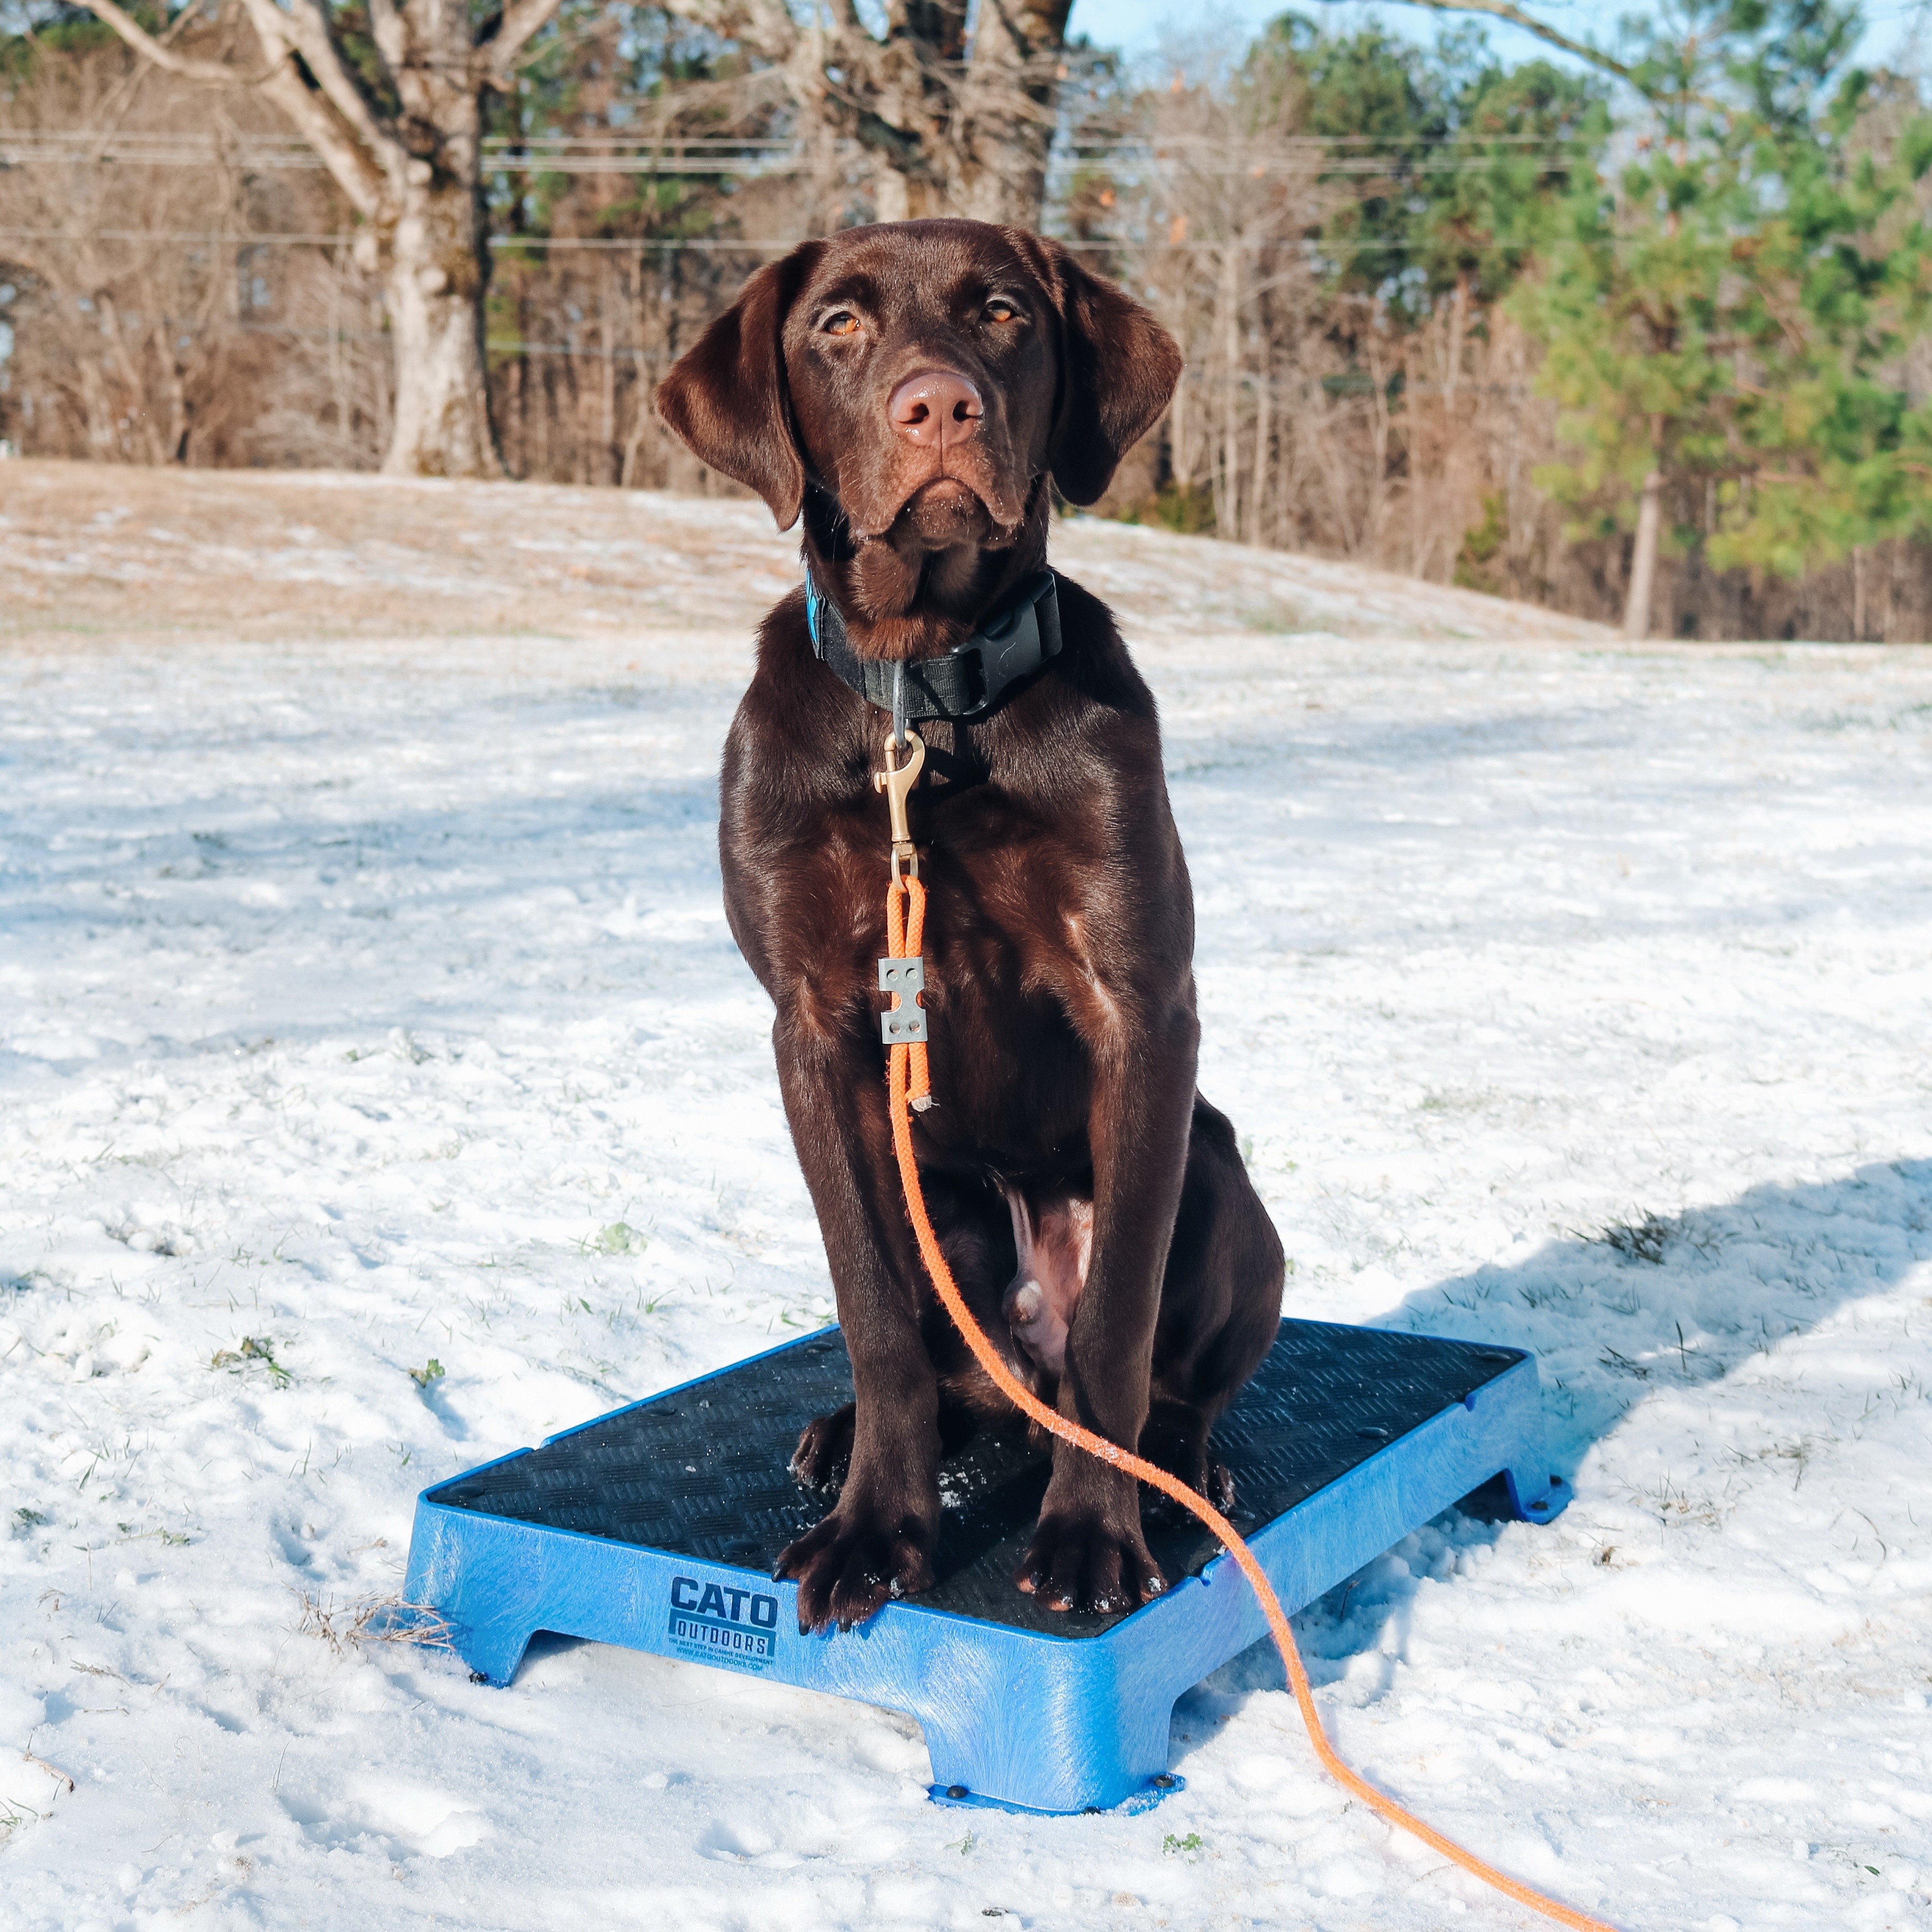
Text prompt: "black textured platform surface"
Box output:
[[429, 1320, 1524, 1638], [426, 1321, 1522, 1638]]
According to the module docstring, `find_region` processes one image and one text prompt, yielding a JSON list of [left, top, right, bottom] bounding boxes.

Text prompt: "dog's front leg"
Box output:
[[1017, 1006, 1198, 1613], [769, 1014, 942, 1632]]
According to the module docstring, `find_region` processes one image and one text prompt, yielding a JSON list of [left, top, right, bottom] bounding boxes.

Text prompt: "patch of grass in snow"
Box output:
[[1600, 1346, 1652, 1379], [296, 1591, 453, 1658], [1418, 1087, 1497, 1116], [584, 1221, 649, 1256], [0, 1749, 76, 1843], [115, 1521, 191, 1547], [1516, 1278, 1580, 1309], [1601, 1214, 1674, 1264], [211, 1335, 291, 1387], [407, 1358, 445, 1389], [1726, 1434, 1830, 1492], [1238, 603, 1308, 635], [1629, 1470, 1738, 1528], [1162, 1832, 1206, 1860]]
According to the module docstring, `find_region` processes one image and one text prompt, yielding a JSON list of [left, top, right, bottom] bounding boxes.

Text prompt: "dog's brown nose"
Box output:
[[890, 371, 983, 447]]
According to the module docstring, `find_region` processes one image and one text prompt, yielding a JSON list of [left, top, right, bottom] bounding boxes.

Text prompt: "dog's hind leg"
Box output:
[[1138, 1397, 1238, 1517], [1141, 1095, 1286, 1517], [790, 1381, 983, 1493]]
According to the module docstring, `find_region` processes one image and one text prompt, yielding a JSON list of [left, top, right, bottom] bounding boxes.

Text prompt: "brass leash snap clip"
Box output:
[[874, 726, 925, 880]]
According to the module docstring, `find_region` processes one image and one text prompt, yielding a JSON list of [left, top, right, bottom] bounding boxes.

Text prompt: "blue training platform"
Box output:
[[403, 1318, 1564, 1815]]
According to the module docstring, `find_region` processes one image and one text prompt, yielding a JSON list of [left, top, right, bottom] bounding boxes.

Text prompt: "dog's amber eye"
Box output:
[[822, 311, 861, 337], [985, 299, 1019, 324]]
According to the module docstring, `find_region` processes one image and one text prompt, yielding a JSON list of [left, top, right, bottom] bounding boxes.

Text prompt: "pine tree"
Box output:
[[1515, 0, 1932, 638]]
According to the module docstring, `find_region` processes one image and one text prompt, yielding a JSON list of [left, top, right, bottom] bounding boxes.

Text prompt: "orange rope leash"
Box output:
[[881, 866, 1617, 1931]]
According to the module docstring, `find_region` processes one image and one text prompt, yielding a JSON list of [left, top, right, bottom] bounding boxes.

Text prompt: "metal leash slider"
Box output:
[[878, 951, 928, 1044]]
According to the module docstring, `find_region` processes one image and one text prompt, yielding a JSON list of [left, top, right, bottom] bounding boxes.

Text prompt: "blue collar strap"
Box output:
[[804, 567, 1062, 727]]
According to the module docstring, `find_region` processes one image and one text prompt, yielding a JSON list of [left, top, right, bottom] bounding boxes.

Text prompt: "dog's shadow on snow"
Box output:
[[1171, 1157, 1932, 1754]]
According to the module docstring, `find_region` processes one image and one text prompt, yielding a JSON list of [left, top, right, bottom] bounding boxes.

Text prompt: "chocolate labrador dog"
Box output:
[[656, 218, 1284, 1634]]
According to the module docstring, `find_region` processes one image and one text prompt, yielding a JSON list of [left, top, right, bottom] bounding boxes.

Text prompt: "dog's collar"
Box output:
[[804, 566, 1063, 727]]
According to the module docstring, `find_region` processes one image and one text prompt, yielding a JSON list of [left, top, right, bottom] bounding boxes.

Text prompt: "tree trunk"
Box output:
[[1248, 339, 1271, 547], [952, 0, 1073, 226], [672, 1, 1067, 232], [97, 292, 170, 465], [383, 165, 499, 479], [1218, 244, 1241, 540], [1624, 469, 1663, 641], [1364, 328, 1391, 557], [599, 260, 619, 484]]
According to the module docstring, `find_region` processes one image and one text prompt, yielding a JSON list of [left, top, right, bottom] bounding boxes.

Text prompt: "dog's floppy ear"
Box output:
[[655, 242, 823, 529], [1033, 239, 1183, 508]]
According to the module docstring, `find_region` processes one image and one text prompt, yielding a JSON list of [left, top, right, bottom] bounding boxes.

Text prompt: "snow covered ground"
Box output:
[[2, 470, 1929, 1932]]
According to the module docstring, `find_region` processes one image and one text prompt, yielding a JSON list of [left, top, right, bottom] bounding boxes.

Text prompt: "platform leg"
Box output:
[[917, 1685, 1175, 1815], [1502, 1465, 1565, 1522], [446, 1618, 534, 1687]]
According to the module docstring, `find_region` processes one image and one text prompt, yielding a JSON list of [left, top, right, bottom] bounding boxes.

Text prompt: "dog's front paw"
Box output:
[[775, 1500, 935, 1633], [789, 1403, 856, 1492], [1015, 1510, 1166, 1616]]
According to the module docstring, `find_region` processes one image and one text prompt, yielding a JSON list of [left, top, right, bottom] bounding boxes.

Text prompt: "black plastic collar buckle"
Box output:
[[805, 569, 1063, 726]]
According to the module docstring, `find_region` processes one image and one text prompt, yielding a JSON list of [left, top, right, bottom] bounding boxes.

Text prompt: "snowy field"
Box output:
[[3, 468, 1930, 1932]]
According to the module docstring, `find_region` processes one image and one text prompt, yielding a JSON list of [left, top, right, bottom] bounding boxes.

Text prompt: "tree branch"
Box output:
[[262, 0, 404, 167], [74, 0, 272, 87], [675, 2, 895, 165], [366, 0, 406, 81], [252, 50, 390, 217], [74, 0, 388, 217], [847, 103, 936, 173], [1385, 0, 1638, 88], [670, 0, 802, 65], [486, 0, 569, 80], [80, 0, 395, 215]]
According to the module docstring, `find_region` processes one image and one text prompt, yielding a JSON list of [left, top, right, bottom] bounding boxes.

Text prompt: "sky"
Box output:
[[1064, 0, 1930, 82]]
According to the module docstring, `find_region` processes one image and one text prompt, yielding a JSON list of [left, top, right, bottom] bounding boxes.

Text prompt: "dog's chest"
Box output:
[[726, 721, 1184, 1169], [897, 812, 1112, 1160]]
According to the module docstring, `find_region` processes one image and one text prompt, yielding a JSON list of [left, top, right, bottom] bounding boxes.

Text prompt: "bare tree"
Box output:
[[253, 245, 396, 469], [0, 43, 318, 464], [1101, 53, 1343, 545], [74, 0, 569, 477], [671, 1, 1074, 225]]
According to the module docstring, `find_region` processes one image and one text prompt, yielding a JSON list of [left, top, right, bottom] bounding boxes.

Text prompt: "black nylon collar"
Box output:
[[805, 567, 1062, 727]]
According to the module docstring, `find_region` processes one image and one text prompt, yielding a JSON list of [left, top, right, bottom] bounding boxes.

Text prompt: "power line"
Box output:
[[0, 229, 789, 247], [0, 228, 1639, 259], [0, 128, 1598, 180], [0, 229, 356, 245]]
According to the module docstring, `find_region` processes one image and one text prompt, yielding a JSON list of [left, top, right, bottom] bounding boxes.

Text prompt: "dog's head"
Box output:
[[656, 219, 1181, 655]]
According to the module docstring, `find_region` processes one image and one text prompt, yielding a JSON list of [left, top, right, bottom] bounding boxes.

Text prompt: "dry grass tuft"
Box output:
[[295, 1591, 454, 1658], [1600, 1213, 1676, 1265]]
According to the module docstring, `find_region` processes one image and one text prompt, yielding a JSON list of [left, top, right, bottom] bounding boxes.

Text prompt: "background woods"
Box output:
[[4, 0, 1931, 639]]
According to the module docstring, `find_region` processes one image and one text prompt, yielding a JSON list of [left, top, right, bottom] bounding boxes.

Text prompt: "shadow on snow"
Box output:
[[1174, 1157, 1932, 1751]]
